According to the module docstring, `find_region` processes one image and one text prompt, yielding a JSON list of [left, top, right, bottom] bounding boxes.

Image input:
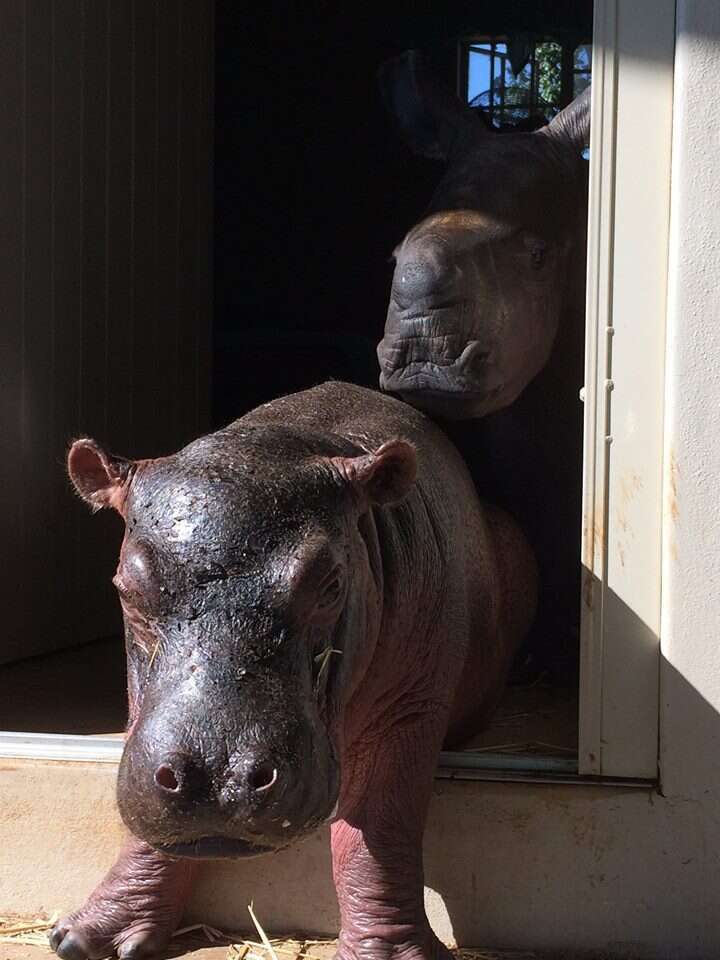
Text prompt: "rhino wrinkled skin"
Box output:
[[53, 382, 536, 960]]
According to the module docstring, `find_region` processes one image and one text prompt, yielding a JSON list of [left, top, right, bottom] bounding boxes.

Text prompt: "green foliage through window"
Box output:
[[464, 36, 591, 131]]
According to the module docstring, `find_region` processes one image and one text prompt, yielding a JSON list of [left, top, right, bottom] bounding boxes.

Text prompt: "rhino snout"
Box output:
[[378, 330, 496, 389], [391, 255, 459, 308]]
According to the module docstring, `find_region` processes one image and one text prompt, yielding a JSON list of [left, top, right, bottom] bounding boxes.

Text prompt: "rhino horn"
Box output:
[[542, 85, 591, 153], [378, 49, 485, 162]]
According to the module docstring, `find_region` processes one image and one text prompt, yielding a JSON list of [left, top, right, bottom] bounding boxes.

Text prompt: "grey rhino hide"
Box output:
[[377, 49, 590, 421], [377, 50, 590, 669]]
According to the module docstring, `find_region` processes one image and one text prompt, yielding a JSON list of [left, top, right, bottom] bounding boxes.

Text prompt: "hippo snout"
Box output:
[[116, 691, 340, 859]]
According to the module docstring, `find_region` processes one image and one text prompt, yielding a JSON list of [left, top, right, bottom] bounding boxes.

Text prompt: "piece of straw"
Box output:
[[247, 903, 280, 960], [172, 922, 228, 942]]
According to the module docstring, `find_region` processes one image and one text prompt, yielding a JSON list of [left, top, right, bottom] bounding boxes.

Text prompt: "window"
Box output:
[[459, 36, 592, 131]]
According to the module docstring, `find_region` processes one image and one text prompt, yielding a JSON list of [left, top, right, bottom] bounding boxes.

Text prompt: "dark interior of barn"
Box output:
[[213, 1, 593, 426], [2, 0, 593, 773]]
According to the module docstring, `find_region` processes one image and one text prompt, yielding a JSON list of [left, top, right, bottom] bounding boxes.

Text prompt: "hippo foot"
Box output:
[[336, 924, 453, 960], [49, 841, 196, 960]]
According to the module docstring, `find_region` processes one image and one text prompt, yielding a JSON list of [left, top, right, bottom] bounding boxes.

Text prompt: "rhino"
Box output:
[[376, 50, 590, 421], [376, 52, 591, 668]]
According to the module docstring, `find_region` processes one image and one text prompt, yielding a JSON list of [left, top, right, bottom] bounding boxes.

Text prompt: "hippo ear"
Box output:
[[67, 439, 133, 513], [332, 440, 417, 506], [542, 85, 591, 154], [378, 50, 484, 161]]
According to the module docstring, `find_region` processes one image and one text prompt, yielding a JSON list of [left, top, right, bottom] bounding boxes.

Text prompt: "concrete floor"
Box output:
[[0, 942, 542, 960], [0, 946, 245, 960]]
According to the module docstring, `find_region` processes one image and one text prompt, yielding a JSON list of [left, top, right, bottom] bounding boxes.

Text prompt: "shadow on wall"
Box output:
[[421, 590, 720, 955]]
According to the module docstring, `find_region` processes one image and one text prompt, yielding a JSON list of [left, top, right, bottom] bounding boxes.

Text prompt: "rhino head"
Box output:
[[377, 51, 590, 420]]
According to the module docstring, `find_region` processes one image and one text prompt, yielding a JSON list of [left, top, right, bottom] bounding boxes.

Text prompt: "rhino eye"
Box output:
[[524, 238, 547, 270]]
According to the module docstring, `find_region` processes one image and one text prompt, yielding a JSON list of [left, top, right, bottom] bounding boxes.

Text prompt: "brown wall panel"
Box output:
[[0, 1, 25, 658], [0, 0, 213, 667]]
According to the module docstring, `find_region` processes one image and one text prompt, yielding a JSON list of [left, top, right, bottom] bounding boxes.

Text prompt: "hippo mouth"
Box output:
[[156, 835, 277, 860]]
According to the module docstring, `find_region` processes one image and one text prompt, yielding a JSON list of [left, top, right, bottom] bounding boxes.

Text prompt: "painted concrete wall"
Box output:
[[3, 762, 720, 959], [660, 2, 720, 803], [3, 3, 720, 959]]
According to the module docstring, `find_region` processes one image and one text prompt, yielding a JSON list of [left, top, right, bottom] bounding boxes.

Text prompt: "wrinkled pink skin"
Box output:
[[49, 839, 195, 960], [53, 383, 536, 960]]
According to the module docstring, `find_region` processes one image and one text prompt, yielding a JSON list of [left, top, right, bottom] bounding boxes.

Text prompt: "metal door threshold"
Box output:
[[438, 750, 655, 788], [0, 731, 123, 762]]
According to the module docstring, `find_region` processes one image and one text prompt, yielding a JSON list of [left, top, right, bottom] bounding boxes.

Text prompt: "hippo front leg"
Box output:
[[50, 837, 197, 960], [332, 719, 451, 960]]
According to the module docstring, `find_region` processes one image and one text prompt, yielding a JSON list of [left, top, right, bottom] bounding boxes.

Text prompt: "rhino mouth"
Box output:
[[156, 835, 276, 860]]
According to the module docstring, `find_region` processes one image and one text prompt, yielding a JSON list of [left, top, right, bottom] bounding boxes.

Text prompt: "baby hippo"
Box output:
[[53, 381, 536, 960]]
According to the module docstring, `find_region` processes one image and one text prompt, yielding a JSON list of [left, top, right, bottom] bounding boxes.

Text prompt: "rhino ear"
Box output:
[[542, 85, 591, 153], [332, 440, 417, 506], [67, 439, 133, 513], [378, 50, 484, 161]]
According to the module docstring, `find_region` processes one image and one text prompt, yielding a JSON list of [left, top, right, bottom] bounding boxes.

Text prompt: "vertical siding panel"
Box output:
[[23, 1, 55, 650], [81, 0, 108, 441], [177, 0, 196, 440], [53, 0, 85, 646], [195, 0, 214, 437], [131, 0, 160, 459], [156, 0, 181, 451], [78, 0, 120, 643], [106, 3, 134, 454], [0, 0, 213, 667], [0, 1, 26, 663], [178, 0, 212, 442]]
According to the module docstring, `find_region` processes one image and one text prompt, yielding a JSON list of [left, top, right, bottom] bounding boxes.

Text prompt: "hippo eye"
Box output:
[[311, 566, 345, 623], [318, 572, 342, 607], [113, 540, 170, 613], [112, 573, 131, 598], [113, 573, 159, 612]]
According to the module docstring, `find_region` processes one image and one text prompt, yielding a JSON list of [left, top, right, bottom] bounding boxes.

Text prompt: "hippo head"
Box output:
[[67, 426, 416, 858], [377, 51, 590, 419]]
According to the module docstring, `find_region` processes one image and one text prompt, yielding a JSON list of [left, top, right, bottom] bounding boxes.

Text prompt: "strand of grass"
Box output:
[[533, 740, 577, 754], [227, 945, 250, 960], [173, 922, 229, 941], [490, 712, 533, 724], [230, 941, 335, 960], [464, 740, 575, 755], [313, 646, 342, 694], [235, 942, 332, 960], [0, 923, 52, 935], [247, 904, 280, 960]]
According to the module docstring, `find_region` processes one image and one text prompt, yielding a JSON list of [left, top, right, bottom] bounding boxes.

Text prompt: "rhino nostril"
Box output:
[[155, 764, 180, 793], [247, 762, 278, 793], [459, 341, 492, 377]]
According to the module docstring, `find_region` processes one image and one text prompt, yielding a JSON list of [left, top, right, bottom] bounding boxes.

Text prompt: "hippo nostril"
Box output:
[[154, 764, 180, 793], [247, 762, 278, 794]]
